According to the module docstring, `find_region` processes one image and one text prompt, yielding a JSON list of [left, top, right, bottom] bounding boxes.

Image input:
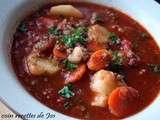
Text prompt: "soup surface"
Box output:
[[11, 2, 160, 120]]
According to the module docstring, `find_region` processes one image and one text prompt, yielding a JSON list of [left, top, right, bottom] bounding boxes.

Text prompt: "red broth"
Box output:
[[11, 2, 160, 120]]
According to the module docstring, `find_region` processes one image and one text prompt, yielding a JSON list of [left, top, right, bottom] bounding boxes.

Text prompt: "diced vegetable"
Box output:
[[109, 63, 123, 74], [18, 23, 28, 32], [91, 94, 108, 107], [48, 26, 61, 36], [64, 102, 73, 109], [27, 55, 60, 75], [91, 70, 118, 94], [141, 32, 148, 39], [73, 27, 88, 45], [90, 70, 119, 107], [58, 83, 75, 98], [62, 35, 75, 48], [87, 49, 112, 71], [50, 5, 83, 18], [67, 63, 78, 71], [53, 48, 67, 60], [62, 60, 78, 71], [68, 46, 84, 64], [108, 32, 121, 45], [108, 86, 139, 117], [88, 24, 109, 43], [148, 64, 160, 73], [112, 51, 124, 65], [65, 64, 86, 84], [87, 40, 106, 52], [132, 40, 138, 48]]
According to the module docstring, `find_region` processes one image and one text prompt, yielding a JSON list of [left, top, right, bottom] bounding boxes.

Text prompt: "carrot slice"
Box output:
[[108, 86, 139, 118], [87, 49, 112, 71], [53, 48, 67, 60], [65, 64, 86, 84], [87, 40, 106, 52]]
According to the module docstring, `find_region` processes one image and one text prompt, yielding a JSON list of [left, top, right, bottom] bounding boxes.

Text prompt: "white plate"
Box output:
[[0, 0, 160, 120]]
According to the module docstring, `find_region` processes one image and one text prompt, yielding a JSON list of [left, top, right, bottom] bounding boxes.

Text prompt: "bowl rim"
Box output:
[[0, 0, 160, 120]]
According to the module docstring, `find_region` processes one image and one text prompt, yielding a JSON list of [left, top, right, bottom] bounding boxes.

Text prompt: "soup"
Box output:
[[11, 2, 160, 120]]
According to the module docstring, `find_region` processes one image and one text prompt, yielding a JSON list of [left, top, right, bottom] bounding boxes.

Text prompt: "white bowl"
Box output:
[[0, 0, 160, 120]]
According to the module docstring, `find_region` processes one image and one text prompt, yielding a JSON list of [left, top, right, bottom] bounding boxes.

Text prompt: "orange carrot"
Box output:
[[87, 49, 112, 71], [65, 64, 86, 84], [108, 86, 139, 117], [53, 48, 67, 60], [87, 40, 106, 52]]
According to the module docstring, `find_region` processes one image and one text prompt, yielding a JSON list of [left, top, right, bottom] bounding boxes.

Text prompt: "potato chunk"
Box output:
[[90, 70, 119, 107], [88, 24, 109, 43], [50, 5, 83, 18], [68, 47, 84, 64], [91, 94, 108, 107], [91, 70, 118, 94], [27, 55, 60, 75]]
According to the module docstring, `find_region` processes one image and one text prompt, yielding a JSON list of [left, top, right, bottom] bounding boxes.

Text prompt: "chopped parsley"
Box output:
[[62, 35, 76, 48], [48, 26, 61, 36], [62, 60, 78, 71], [73, 27, 88, 44], [58, 84, 75, 99], [61, 27, 87, 48], [64, 102, 72, 109], [94, 15, 102, 22], [109, 63, 123, 74], [141, 32, 148, 39], [148, 64, 160, 73], [132, 40, 138, 48], [67, 63, 78, 71], [18, 23, 28, 32], [108, 32, 121, 45], [112, 51, 123, 65], [110, 51, 124, 73]]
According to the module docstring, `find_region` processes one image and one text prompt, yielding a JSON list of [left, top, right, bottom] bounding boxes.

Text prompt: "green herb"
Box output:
[[48, 26, 61, 36], [109, 51, 124, 73], [109, 63, 123, 73], [62, 35, 76, 48], [112, 51, 123, 65], [94, 15, 102, 22], [132, 40, 138, 48], [67, 83, 74, 89], [148, 64, 160, 73], [73, 27, 88, 44], [62, 60, 78, 71], [67, 63, 78, 71], [18, 23, 28, 32], [62, 59, 69, 65], [64, 102, 72, 109], [58, 84, 75, 99], [61, 27, 87, 48], [141, 32, 148, 39], [108, 32, 121, 45]]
